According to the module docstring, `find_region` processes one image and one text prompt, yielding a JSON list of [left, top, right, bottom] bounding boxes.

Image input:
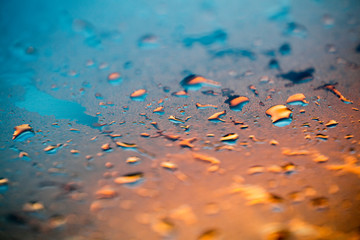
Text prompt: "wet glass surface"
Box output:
[[0, 0, 360, 239]]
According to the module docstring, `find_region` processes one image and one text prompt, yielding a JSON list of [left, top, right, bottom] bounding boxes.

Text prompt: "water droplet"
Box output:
[[12, 124, 34, 141], [0, 178, 9, 192], [48, 214, 67, 229], [286, 93, 309, 106], [138, 34, 160, 49], [282, 148, 310, 156], [130, 89, 147, 101], [279, 43, 291, 55], [322, 14, 335, 27], [315, 134, 328, 140], [269, 139, 279, 145], [266, 229, 291, 240], [288, 191, 304, 203], [195, 103, 218, 109], [126, 156, 141, 164], [172, 90, 189, 97], [224, 96, 249, 111], [95, 186, 118, 199], [180, 74, 221, 91], [101, 143, 112, 151], [231, 184, 271, 205], [210, 48, 256, 61], [151, 218, 175, 237], [284, 22, 308, 38], [116, 141, 138, 149], [192, 152, 220, 164], [269, 59, 281, 70], [344, 134, 353, 139], [197, 229, 220, 240], [23, 201, 44, 212], [313, 153, 329, 163], [208, 110, 226, 122], [43, 144, 62, 154], [153, 106, 165, 114], [183, 29, 227, 47], [278, 68, 314, 85], [163, 134, 181, 141], [140, 132, 150, 138], [325, 120, 338, 128], [282, 162, 297, 175], [170, 205, 197, 225], [248, 165, 265, 175], [114, 172, 144, 185], [201, 90, 220, 96], [266, 105, 292, 127], [179, 137, 197, 148], [315, 83, 353, 104], [107, 72, 122, 85], [168, 115, 186, 124], [160, 161, 178, 171], [310, 197, 329, 210], [325, 44, 337, 54], [220, 133, 239, 143], [248, 85, 259, 96]]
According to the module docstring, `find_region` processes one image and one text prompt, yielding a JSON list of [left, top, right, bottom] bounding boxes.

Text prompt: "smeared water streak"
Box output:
[[16, 86, 98, 128]]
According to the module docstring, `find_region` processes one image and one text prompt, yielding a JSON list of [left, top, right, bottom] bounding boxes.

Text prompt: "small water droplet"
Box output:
[[208, 110, 226, 122], [310, 197, 329, 210], [325, 120, 338, 128], [107, 72, 122, 85], [126, 156, 141, 165], [180, 74, 221, 91], [138, 34, 160, 49], [179, 137, 197, 148], [315, 134, 328, 140], [195, 103, 218, 109], [153, 106, 165, 114], [279, 43, 291, 55], [101, 143, 112, 152], [171, 90, 189, 97], [224, 96, 249, 111], [23, 201, 44, 212], [160, 161, 178, 171], [286, 93, 308, 106], [197, 229, 220, 240], [192, 152, 220, 164], [130, 89, 147, 101], [114, 172, 144, 185], [95, 186, 118, 199], [168, 115, 185, 124], [220, 133, 239, 143]]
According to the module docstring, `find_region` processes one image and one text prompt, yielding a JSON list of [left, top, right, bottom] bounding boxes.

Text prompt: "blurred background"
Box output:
[[0, 0, 360, 239]]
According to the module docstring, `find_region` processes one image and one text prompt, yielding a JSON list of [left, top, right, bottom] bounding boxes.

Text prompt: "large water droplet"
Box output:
[[266, 105, 292, 127]]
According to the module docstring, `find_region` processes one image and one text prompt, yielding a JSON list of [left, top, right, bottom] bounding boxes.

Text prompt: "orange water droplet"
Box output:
[[266, 105, 292, 127], [286, 93, 308, 106]]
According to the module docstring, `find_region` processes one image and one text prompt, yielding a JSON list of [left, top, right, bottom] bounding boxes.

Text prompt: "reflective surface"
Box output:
[[0, 0, 360, 239]]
